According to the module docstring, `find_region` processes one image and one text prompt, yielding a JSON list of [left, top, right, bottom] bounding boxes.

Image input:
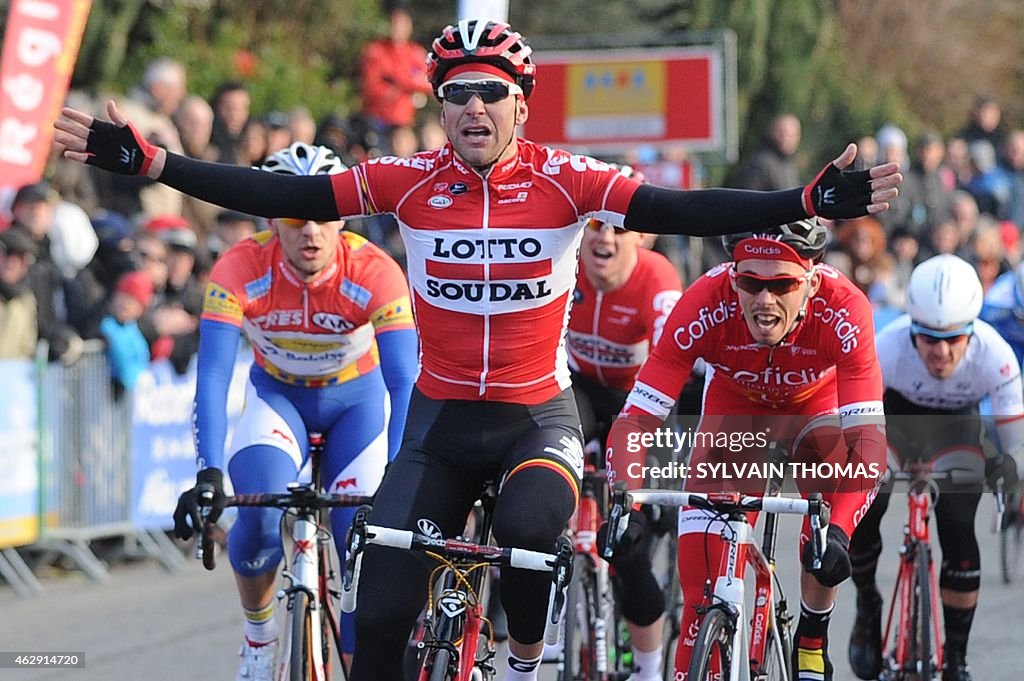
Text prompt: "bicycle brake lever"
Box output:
[[195, 485, 215, 561], [808, 493, 825, 571], [343, 505, 371, 588], [602, 482, 630, 560]]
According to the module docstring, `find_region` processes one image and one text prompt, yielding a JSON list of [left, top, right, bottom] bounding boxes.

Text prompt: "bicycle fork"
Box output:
[[279, 511, 327, 681]]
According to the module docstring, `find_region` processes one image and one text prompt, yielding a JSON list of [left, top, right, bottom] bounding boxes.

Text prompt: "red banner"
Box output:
[[0, 0, 92, 220]]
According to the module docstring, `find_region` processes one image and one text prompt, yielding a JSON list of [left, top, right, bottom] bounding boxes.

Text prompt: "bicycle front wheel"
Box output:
[[289, 590, 313, 681], [908, 545, 933, 681], [1001, 506, 1024, 584], [560, 556, 598, 681], [427, 648, 453, 681], [687, 607, 734, 681], [758, 607, 792, 681]]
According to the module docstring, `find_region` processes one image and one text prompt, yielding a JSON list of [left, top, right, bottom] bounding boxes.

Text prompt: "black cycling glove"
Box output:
[[802, 523, 851, 587], [84, 118, 160, 176], [597, 509, 650, 565], [172, 467, 226, 540], [986, 453, 1020, 491], [801, 161, 874, 219]]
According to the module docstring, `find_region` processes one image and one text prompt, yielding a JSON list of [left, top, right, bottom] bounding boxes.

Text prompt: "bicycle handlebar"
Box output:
[[196, 487, 375, 571], [341, 506, 574, 645], [602, 484, 831, 568]]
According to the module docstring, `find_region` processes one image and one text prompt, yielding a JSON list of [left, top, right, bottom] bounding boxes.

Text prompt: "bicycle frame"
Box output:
[[609, 489, 825, 681], [562, 461, 624, 680], [881, 480, 944, 679], [420, 490, 499, 681], [697, 508, 789, 681], [200, 432, 374, 681], [278, 490, 330, 681], [343, 501, 573, 681]]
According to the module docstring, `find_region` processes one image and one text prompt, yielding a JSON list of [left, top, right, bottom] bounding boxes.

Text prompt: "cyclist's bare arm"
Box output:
[[56, 101, 901, 235]]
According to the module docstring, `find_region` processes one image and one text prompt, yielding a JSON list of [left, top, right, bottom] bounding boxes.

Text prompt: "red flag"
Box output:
[[0, 0, 92, 222]]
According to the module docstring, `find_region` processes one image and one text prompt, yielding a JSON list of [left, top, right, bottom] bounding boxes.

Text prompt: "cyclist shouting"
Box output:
[[606, 218, 888, 681], [566, 174, 683, 679], [171, 143, 418, 680], [56, 19, 900, 681], [847, 254, 1024, 681]]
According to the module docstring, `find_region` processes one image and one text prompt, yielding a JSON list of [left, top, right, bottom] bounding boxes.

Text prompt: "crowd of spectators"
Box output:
[[2, 4, 1023, 395]]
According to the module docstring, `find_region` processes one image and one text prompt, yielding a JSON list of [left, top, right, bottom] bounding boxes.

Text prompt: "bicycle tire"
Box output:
[[908, 545, 933, 681], [758, 623, 790, 681], [427, 647, 453, 681], [1001, 509, 1023, 584], [687, 607, 734, 681], [560, 556, 597, 681], [650, 527, 682, 679], [290, 590, 313, 681]]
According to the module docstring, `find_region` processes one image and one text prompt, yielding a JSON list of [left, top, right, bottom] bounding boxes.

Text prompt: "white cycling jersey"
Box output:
[[877, 314, 1024, 456]]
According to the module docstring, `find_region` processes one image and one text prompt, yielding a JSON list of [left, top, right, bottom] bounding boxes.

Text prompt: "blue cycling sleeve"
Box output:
[[375, 328, 419, 461], [193, 319, 243, 470]]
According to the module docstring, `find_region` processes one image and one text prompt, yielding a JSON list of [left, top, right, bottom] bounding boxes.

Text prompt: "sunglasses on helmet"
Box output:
[[910, 321, 973, 345], [731, 270, 809, 296], [437, 79, 524, 105]]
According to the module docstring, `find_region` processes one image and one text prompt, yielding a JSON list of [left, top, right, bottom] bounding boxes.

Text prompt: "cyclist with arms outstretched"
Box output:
[[56, 19, 900, 681], [606, 219, 888, 681], [171, 143, 418, 680], [847, 254, 1024, 681]]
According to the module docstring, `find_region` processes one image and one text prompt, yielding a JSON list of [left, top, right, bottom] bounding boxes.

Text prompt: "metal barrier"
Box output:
[[27, 341, 184, 588]]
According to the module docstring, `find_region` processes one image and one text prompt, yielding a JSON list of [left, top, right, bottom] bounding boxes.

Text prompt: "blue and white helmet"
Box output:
[[260, 142, 346, 176]]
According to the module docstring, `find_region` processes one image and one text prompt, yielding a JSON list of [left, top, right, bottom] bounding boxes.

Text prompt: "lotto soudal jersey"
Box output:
[[622, 262, 883, 421], [566, 249, 682, 392], [201, 230, 414, 382], [330, 140, 640, 403]]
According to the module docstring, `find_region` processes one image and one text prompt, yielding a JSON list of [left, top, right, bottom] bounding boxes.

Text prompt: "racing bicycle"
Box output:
[[879, 465, 1005, 681], [557, 454, 631, 680], [606, 484, 829, 681], [342, 484, 574, 681], [199, 432, 373, 681]]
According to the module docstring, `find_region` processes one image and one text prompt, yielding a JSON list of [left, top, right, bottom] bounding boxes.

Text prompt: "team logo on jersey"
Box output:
[[573, 288, 583, 304], [340, 278, 372, 309], [433, 182, 449, 192], [674, 301, 737, 351], [450, 182, 469, 195], [429, 195, 453, 209], [312, 312, 356, 333], [811, 296, 862, 353], [497, 191, 529, 205], [203, 282, 242, 319]]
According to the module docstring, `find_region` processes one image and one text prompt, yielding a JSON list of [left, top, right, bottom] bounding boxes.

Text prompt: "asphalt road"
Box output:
[[1, 499, 1020, 680]]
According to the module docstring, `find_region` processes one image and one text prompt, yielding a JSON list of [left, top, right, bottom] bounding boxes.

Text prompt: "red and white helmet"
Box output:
[[426, 19, 536, 99]]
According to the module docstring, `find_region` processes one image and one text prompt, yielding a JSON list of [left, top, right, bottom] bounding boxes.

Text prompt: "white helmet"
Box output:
[[260, 142, 346, 176], [905, 254, 983, 329]]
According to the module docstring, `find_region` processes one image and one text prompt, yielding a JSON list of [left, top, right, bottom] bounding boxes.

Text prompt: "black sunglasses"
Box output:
[[437, 79, 523, 105], [732, 271, 808, 296]]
